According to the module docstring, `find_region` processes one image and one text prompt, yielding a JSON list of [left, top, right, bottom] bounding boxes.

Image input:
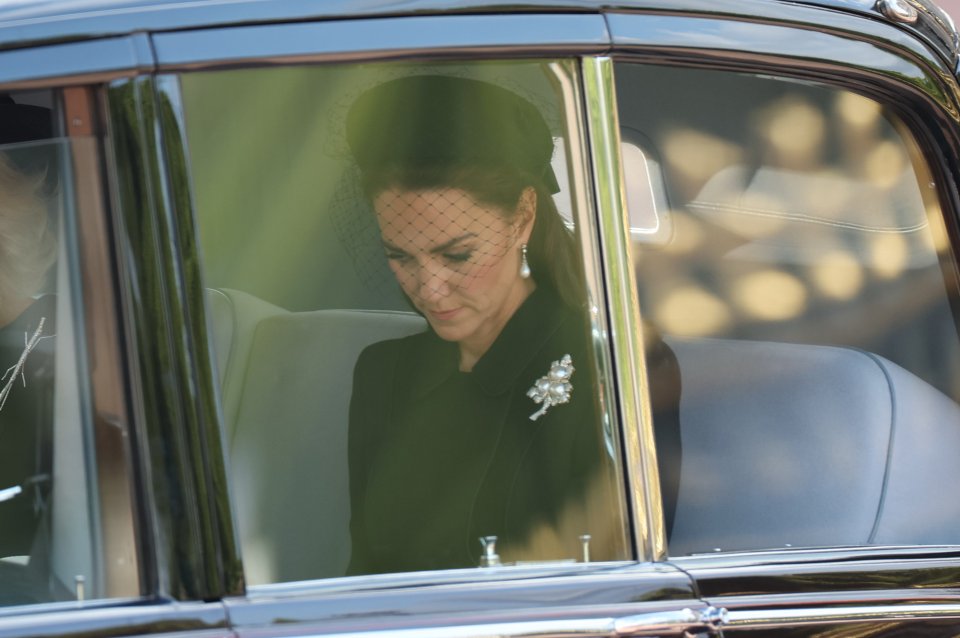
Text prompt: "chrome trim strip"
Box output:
[[673, 544, 960, 569], [307, 617, 615, 638], [581, 57, 664, 562], [556, 57, 633, 560], [240, 560, 694, 599], [0, 34, 153, 90], [272, 606, 713, 638], [725, 603, 960, 629], [152, 14, 609, 71]]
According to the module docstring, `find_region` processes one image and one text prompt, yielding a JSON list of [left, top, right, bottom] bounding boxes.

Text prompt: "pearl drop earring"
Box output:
[[519, 243, 531, 279]]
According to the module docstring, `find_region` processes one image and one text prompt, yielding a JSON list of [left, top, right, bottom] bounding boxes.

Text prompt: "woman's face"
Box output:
[[374, 187, 535, 359]]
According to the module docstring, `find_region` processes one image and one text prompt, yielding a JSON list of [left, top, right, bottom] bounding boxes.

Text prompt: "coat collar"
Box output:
[[409, 286, 568, 398]]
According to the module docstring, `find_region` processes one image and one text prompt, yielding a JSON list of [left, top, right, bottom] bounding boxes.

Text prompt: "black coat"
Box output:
[[0, 296, 54, 561], [347, 286, 680, 574]]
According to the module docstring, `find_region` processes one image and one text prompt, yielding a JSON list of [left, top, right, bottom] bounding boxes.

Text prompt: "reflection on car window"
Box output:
[[0, 92, 102, 605], [183, 61, 634, 584], [617, 63, 960, 555]]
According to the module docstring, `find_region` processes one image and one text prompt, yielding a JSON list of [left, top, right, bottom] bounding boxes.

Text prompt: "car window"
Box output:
[[180, 60, 633, 585], [615, 62, 960, 555], [0, 90, 119, 605]]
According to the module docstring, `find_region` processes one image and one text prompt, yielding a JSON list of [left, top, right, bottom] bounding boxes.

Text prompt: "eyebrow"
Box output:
[[381, 233, 477, 254]]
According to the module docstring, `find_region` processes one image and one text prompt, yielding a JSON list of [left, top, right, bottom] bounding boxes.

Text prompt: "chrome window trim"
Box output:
[[0, 34, 153, 90], [671, 544, 960, 568], [548, 59, 635, 561], [151, 14, 609, 72], [581, 57, 664, 563]]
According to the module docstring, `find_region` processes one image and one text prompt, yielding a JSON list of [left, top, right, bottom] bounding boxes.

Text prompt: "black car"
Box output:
[[1, 0, 960, 635]]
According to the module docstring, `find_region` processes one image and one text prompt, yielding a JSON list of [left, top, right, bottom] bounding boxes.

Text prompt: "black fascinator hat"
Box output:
[[0, 95, 56, 186], [0, 96, 52, 145], [346, 75, 560, 194]]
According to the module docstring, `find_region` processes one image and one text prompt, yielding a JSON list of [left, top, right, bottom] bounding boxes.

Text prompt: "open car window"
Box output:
[[616, 62, 960, 555], [181, 60, 632, 585]]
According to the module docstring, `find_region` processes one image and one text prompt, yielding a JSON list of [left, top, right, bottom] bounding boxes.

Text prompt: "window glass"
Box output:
[[616, 63, 960, 555], [0, 91, 106, 604], [180, 61, 631, 585]]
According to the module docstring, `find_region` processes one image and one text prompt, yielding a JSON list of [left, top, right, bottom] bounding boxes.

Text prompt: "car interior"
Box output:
[[185, 60, 960, 584]]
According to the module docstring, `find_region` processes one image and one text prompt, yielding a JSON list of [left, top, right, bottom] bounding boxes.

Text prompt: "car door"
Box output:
[[0, 23, 232, 638], [607, 2, 960, 635], [144, 7, 726, 638]]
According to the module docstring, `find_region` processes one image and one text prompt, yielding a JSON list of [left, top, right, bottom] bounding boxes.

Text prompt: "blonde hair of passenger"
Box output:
[[0, 152, 56, 308]]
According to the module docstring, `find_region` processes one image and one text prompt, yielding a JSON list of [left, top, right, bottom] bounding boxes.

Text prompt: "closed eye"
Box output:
[[443, 251, 472, 263], [384, 249, 411, 263]]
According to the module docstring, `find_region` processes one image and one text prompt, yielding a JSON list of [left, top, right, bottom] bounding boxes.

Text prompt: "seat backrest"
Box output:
[[206, 288, 288, 437], [207, 289, 960, 570], [667, 336, 960, 555], [206, 289, 425, 584]]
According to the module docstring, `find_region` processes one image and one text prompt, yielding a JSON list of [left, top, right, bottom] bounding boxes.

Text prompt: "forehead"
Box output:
[[373, 188, 510, 243]]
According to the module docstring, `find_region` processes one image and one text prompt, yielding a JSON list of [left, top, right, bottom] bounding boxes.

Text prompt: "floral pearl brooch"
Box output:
[[527, 354, 574, 421]]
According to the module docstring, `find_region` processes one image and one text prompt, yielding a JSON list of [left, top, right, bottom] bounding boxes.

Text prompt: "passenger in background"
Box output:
[[0, 96, 58, 602], [345, 75, 681, 575]]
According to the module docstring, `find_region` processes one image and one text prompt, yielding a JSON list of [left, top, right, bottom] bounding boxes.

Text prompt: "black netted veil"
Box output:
[[334, 74, 561, 300]]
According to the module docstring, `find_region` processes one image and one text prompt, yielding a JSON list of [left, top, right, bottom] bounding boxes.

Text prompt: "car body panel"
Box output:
[[0, 601, 228, 637]]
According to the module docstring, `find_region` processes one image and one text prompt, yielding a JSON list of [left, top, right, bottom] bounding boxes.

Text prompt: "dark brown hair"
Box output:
[[360, 164, 585, 308]]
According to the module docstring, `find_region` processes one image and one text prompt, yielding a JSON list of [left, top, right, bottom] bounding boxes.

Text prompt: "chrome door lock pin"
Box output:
[[479, 536, 500, 567]]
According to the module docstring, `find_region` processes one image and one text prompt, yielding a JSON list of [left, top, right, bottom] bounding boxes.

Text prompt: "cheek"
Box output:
[[388, 262, 418, 294], [457, 260, 506, 298]]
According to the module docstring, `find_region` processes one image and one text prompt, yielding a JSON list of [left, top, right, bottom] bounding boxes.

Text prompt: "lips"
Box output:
[[428, 308, 461, 322]]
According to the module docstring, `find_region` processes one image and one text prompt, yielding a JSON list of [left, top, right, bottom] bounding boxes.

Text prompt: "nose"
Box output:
[[416, 258, 452, 302]]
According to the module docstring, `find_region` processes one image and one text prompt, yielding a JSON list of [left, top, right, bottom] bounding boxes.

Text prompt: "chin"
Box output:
[[431, 326, 466, 343], [427, 319, 473, 343]]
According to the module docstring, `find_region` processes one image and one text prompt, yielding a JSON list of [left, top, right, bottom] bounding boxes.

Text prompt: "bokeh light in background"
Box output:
[[617, 57, 960, 401]]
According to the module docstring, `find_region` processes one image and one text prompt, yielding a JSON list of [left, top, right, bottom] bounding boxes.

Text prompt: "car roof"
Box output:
[[0, 0, 956, 71]]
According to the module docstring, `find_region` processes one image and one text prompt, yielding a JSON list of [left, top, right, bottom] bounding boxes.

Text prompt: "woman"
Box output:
[[345, 75, 680, 575], [0, 98, 58, 603]]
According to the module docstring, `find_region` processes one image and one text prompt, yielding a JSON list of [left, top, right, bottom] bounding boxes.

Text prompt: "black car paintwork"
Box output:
[[0, 0, 954, 72], [105, 75, 242, 602], [0, 601, 228, 638], [682, 550, 960, 635]]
